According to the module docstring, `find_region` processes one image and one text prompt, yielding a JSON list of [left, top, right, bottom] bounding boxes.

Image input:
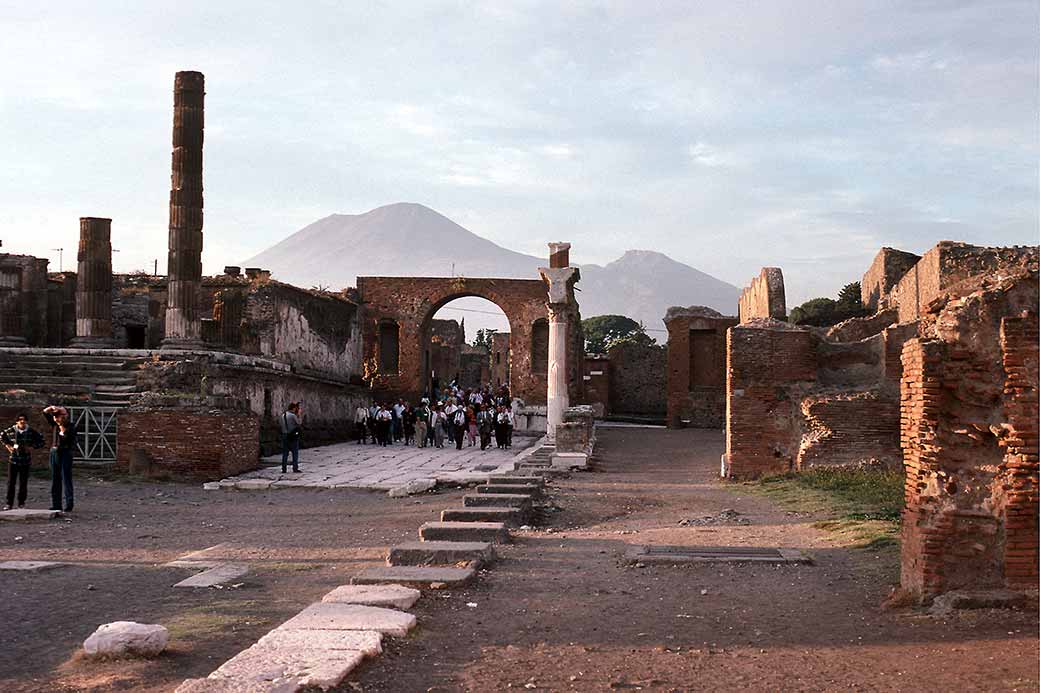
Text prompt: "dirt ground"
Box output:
[[1, 427, 1036, 692]]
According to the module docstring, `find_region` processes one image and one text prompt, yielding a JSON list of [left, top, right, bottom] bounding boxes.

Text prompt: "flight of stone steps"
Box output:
[[0, 350, 146, 408]]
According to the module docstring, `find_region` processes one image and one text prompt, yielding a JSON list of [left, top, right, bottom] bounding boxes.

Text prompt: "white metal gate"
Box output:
[[67, 406, 118, 463]]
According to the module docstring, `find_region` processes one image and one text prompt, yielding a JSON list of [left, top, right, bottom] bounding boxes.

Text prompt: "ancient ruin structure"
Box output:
[[861, 247, 921, 313], [738, 267, 786, 322], [490, 332, 510, 387], [71, 217, 114, 347], [162, 71, 205, 349], [0, 254, 49, 346], [539, 243, 582, 440], [665, 306, 737, 428]]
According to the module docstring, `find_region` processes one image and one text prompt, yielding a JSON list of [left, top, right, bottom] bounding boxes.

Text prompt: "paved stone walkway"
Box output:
[[218, 437, 539, 491]]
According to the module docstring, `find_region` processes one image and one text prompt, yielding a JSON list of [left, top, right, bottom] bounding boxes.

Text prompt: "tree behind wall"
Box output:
[[583, 314, 656, 353], [790, 282, 867, 326]]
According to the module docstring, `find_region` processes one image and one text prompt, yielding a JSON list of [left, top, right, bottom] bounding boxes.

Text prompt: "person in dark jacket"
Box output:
[[43, 405, 77, 512], [1, 413, 46, 510], [280, 403, 302, 473]]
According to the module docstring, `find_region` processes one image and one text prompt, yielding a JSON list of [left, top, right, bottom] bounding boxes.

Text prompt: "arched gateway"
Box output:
[[356, 275, 583, 406]]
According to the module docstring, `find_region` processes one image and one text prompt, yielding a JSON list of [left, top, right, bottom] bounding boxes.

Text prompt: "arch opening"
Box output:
[[423, 296, 509, 398]]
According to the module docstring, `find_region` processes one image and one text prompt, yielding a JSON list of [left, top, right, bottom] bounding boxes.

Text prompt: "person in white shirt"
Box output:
[[375, 405, 393, 446], [354, 404, 369, 445]]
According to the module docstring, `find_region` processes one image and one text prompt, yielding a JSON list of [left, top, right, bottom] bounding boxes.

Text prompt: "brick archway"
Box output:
[[357, 276, 583, 405]]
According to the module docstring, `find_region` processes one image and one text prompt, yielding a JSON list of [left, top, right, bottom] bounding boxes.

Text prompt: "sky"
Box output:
[[1, 1, 1037, 309]]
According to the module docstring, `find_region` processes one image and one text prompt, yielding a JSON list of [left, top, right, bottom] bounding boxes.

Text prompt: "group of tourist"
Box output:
[[2, 405, 77, 512], [351, 384, 517, 452]]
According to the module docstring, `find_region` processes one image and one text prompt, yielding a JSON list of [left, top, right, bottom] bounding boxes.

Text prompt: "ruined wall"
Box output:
[[608, 342, 667, 416], [117, 400, 259, 481], [491, 332, 510, 387], [356, 276, 578, 406], [241, 282, 361, 381], [799, 390, 901, 469], [582, 355, 610, 417], [459, 345, 488, 389], [725, 320, 817, 479], [861, 247, 921, 312], [428, 318, 464, 388], [665, 307, 737, 428], [46, 273, 77, 347], [899, 265, 1039, 601], [738, 267, 786, 323], [0, 254, 50, 346]]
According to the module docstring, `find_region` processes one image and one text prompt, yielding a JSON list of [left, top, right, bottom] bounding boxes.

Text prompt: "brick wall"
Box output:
[[607, 342, 666, 416], [738, 268, 786, 323], [861, 248, 921, 312], [582, 355, 610, 417], [725, 321, 816, 478], [116, 408, 259, 481], [665, 307, 737, 428], [798, 391, 900, 469]]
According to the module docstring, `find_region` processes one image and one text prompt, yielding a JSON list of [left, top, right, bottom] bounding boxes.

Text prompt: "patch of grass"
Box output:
[[164, 600, 268, 642], [746, 467, 904, 550]]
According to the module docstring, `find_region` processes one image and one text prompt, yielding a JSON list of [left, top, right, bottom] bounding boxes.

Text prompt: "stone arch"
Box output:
[[357, 276, 579, 405]]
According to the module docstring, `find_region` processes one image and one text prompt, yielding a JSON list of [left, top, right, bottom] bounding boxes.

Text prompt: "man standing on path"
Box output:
[[354, 403, 370, 444], [1, 413, 45, 510], [280, 403, 302, 473], [452, 406, 467, 450], [392, 399, 405, 443], [415, 401, 429, 448], [42, 405, 77, 512]]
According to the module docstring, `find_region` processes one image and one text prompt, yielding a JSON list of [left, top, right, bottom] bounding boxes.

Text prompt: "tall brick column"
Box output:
[[162, 70, 205, 349], [71, 217, 114, 347], [539, 242, 580, 441]]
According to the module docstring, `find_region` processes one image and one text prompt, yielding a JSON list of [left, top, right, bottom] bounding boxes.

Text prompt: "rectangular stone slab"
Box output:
[[352, 565, 476, 589], [278, 603, 417, 637], [486, 475, 545, 486], [210, 643, 365, 689], [0, 509, 61, 521], [174, 564, 249, 588], [441, 507, 523, 526], [476, 483, 542, 498], [388, 540, 494, 567], [321, 584, 421, 610], [0, 560, 64, 572], [257, 627, 382, 656], [420, 521, 510, 544], [176, 677, 299, 693], [463, 493, 533, 510]]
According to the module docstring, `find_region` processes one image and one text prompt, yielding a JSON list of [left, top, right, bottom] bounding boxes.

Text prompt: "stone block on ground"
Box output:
[[352, 565, 477, 589], [476, 483, 542, 498], [209, 643, 364, 690], [419, 520, 510, 544], [174, 563, 249, 588], [234, 480, 272, 491], [83, 621, 169, 657], [0, 508, 61, 521], [388, 540, 494, 567], [929, 589, 1030, 615], [176, 677, 298, 693], [551, 452, 588, 470], [463, 493, 533, 510], [257, 627, 383, 656], [486, 475, 545, 486], [387, 477, 436, 498], [278, 603, 416, 637], [441, 506, 523, 526], [321, 584, 421, 610], [0, 560, 64, 572]]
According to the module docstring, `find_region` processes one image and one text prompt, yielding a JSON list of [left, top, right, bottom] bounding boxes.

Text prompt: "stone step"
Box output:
[[352, 565, 477, 589], [0, 373, 136, 384], [441, 506, 523, 526], [476, 483, 542, 499], [387, 540, 494, 567], [464, 493, 532, 510], [419, 521, 510, 544], [486, 475, 545, 486], [0, 509, 62, 521], [0, 383, 91, 394]]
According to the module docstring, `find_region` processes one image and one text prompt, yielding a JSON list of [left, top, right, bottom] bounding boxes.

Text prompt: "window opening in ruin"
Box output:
[[263, 388, 272, 418], [689, 329, 718, 388], [378, 320, 401, 375], [427, 296, 508, 392], [532, 318, 549, 375]]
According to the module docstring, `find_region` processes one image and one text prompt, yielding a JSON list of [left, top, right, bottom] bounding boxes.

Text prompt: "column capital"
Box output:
[[538, 266, 580, 304]]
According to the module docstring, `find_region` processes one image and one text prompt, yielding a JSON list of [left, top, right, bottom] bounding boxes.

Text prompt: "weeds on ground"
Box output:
[[747, 467, 903, 549]]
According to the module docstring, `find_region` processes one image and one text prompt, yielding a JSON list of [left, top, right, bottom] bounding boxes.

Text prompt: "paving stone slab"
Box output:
[[419, 521, 510, 544], [0, 509, 61, 521], [176, 677, 299, 693], [174, 563, 249, 588], [476, 483, 542, 498], [463, 493, 533, 510], [321, 584, 421, 610], [0, 560, 64, 572], [441, 506, 523, 526], [234, 480, 272, 491], [278, 603, 416, 637], [352, 565, 476, 589], [257, 627, 383, 656], [210, 643, 365, 689], [388, 540, 494, 567]]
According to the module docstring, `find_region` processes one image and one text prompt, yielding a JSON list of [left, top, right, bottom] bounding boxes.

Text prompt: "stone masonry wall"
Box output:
[[665, 307, 737, 428], [899, 265, 1038, 601], [607, 342, 666, 416], [582, 355, 610, 417], [738, 267, 786, 323], [117, 406, 259, 481], [725, 320, 816, 478], [861, 247, 921, 312]]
